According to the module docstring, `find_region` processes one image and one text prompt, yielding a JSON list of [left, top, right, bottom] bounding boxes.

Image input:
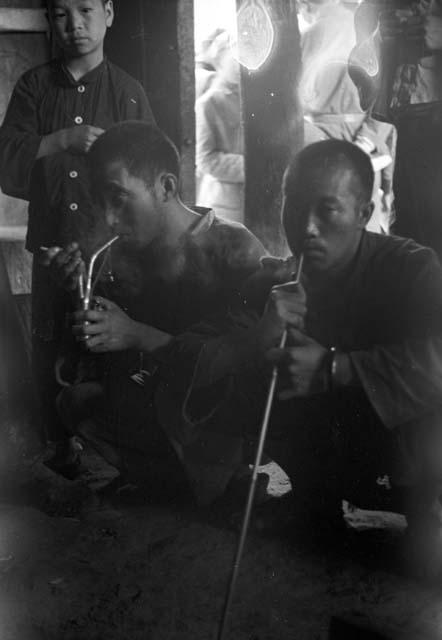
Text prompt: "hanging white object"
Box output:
[[348, 27, 380, 78], [234, 0, 274, 71]]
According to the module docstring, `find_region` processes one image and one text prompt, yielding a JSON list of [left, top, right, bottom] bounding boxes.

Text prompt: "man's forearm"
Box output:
[[350, 337, 442, 428], [132, 320, 173, 353]]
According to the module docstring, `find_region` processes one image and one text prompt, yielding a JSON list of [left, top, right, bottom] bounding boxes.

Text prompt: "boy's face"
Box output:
[[48, 0, 114, 59], [96, 160, 165, 251]]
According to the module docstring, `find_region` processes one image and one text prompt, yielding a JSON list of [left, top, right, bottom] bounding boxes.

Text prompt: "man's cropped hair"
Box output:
[[283, 139, 374, 205], [89, 121, 180, 187], [47, 0, 108, 8]]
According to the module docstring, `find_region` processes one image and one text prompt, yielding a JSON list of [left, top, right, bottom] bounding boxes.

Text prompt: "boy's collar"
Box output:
[[56, 57, 107, 86]]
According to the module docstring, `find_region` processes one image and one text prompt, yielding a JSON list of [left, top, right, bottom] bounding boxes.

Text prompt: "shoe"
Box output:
[[43, 437, 88, 481], [43, 454, 87, 481]]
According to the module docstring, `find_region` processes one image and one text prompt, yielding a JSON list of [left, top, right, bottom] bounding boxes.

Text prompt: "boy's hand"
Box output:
[[62, 125, 105, 154], [72, 297, 138, 353], [38, 126, 105, 158], [40, 242, 85, 292]]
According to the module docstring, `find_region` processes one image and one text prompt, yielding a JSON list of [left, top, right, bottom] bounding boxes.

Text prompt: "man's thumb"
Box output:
[[289, 328, 310, 345]]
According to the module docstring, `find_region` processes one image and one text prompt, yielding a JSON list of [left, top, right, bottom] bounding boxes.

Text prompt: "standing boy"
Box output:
[[0, 0, 154, 455]]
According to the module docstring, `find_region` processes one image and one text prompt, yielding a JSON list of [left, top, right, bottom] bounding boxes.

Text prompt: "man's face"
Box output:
[[48, 0, 113, 59], [96, 160, 164, 250], [283, 164, 371, 277]]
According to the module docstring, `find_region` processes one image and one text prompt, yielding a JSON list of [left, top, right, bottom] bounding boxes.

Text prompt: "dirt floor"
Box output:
[[1, 446, 442, 640]]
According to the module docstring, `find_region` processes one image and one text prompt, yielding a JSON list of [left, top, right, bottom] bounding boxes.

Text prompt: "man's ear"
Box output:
[[358, 200, 374, 228], [159, 173, 178, 201], [105, 0, 114, 28]]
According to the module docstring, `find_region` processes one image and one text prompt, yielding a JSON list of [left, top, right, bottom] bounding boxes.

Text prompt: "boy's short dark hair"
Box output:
[[89, 121, 181, 187], [283, 139, 374, 205]]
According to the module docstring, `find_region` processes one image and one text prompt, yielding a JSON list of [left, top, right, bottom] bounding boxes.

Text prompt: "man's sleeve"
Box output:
[[154, 228, 267, 439], [0, 73, 43, 200], [351, 250, 442, 429]]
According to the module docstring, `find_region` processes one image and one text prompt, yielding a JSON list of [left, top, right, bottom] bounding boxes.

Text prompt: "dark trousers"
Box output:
[[31, 262, 68, 442], [261, 389, 442, 530], [264, 390, 396, 515]]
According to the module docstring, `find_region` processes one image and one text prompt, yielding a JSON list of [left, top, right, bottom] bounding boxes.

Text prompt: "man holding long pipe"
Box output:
[[240, 138, 442, 579]]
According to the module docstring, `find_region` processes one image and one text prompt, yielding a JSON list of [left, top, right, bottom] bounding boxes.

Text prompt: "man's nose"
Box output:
[[305, 212, 319, 237], [105, 207, 118, 229], [67, 11, 83, 31]]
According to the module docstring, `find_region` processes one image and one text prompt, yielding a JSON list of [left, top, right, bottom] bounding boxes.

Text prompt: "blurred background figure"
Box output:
[[195, 28, 226, 100], [352, 0, 442, 258], [195, 31, 245, 224], [298, 0, 397, 233]]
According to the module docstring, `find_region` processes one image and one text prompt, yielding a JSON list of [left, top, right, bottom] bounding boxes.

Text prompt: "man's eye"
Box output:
[[53, 11, 66, 18], [320, 205, 337, 216], [81, 8, 93, 13], [110, 193, 126, 207]]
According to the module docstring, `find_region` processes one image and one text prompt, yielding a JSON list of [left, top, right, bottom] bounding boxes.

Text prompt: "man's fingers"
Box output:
[[266, 347, 290, 365], [66, 267, 83, 291], [39, 246, 62, 265], [86, 342, 110, 353], [62, 256, 83, 278], [72, 309, 106, 325], [289, 328, 311, 345], [271, 280, 306, 299], [72, 321, 98, 337], [53, 248, 81, 268], [83, 335, 107, 350], [92, 296, 114, 311], [74, 322, 105, 338], [276, 308, 305, 330], [278, 389, 298, 401]]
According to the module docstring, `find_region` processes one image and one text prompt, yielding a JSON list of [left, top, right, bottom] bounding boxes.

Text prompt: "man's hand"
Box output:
[[256, 280, 307, 349], [267, 328, 328, 399], [260, 255, 297, 284], [39, 242, 85, 292], [72, 297, 139, 353]]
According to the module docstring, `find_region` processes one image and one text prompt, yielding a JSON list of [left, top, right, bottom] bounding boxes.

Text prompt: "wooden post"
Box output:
[[108, 0, 195, 204], [238, 0, 303, 254], [0, 244, 38, 460]]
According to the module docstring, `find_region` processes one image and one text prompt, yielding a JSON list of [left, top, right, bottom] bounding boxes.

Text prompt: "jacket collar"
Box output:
[[54, 57, 107, 87]]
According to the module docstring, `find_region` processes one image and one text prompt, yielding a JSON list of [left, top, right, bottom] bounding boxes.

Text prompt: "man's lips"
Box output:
[[115, 231, 130, 241], [303, 242, 325, 255]]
